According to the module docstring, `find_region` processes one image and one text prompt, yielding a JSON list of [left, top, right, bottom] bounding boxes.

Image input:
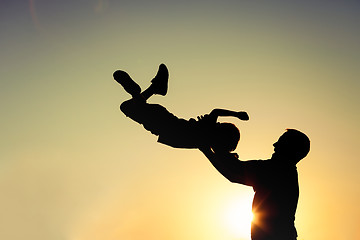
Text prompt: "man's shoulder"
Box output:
[[243, 159, 271, 166]]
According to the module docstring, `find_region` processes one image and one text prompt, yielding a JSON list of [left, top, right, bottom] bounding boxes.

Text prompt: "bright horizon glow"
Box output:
[[221, 195, 254, 239]]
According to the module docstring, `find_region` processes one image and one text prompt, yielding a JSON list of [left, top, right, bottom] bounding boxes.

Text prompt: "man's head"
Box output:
[[272, 129, 310, 164], [211, 122, 240, 154]]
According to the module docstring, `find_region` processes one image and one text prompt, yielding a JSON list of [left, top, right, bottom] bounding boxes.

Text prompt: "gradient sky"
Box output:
[[1, 1, 360, 240]]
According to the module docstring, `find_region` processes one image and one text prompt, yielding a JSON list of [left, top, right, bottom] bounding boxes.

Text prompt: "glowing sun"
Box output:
[[221, 195, 253, 239]]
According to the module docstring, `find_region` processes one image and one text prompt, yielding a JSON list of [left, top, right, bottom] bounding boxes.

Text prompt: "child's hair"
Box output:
[[211, 122, 240, 153]]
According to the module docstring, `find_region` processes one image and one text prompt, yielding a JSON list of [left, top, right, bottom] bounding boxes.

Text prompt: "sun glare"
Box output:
[[221, 195, 253, 239]]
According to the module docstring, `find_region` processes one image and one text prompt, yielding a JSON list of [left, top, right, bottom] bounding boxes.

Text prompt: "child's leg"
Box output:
[[116, 64, 171, 134], [120, 99, 178, 137], [113, 63, 168, 100], [113, 70, 142, 98], [140, 63, 169, 99], [120, 97, 201, 149], [115, 64, 201, 148]]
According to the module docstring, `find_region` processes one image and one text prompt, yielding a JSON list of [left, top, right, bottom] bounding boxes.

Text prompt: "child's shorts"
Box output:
[[120, 99, 204, 148]]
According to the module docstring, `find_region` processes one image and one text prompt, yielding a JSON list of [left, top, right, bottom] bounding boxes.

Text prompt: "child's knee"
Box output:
[[120, 100, 130, 114], [120, 99, 136, 115], [120, 99, 146, 125]]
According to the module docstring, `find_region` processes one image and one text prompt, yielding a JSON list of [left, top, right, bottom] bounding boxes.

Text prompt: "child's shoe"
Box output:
[[113, 70, 141, 96], [151, 64, 168, 96]]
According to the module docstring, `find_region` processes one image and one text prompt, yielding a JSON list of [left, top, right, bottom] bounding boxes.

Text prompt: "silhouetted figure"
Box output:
[[113, 64, 249, 153], [200, 128, 310, 240]]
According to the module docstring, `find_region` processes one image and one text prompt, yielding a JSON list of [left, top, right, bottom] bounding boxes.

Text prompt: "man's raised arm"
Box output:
[[199, 146, 246, 183]]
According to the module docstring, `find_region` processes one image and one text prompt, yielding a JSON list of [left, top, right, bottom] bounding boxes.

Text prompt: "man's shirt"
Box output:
[[224, 156, 299, 240]]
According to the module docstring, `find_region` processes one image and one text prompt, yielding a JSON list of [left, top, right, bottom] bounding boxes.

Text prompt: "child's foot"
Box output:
[[113, 70, 141, 97], [151, 64, 168, 96]]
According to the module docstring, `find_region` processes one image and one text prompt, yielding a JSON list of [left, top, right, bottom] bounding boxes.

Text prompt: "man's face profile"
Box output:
[[272, 129, 310, 164], [272, 132, 293, 161]]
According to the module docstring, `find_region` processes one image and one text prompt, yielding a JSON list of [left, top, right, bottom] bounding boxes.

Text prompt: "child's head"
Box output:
[[210, 122, 240, 154]]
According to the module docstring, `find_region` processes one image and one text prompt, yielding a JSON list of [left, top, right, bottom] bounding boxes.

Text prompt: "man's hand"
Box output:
[[197, 114, 217, 127]]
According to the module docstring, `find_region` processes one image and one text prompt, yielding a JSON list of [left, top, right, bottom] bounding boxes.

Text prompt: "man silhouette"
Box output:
[[199, 128, 310, 240]]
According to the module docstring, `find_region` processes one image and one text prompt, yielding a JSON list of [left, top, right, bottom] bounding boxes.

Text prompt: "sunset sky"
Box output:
[[1, 1, 360, 240]]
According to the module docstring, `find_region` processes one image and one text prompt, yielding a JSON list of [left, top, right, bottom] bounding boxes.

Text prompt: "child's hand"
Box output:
[[236, 111, 249, 121]]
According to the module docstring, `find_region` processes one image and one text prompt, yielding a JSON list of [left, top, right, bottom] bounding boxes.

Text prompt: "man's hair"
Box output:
[[285, 129, 310, 163], [212, 122, 240, 153]]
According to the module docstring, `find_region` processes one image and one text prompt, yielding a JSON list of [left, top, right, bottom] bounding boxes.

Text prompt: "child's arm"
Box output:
[[210, 108, 249, 121], [196, 108, 249, 129]]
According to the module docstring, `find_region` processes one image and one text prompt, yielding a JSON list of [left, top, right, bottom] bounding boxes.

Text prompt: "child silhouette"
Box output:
[[114, 64, 249, 154]]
